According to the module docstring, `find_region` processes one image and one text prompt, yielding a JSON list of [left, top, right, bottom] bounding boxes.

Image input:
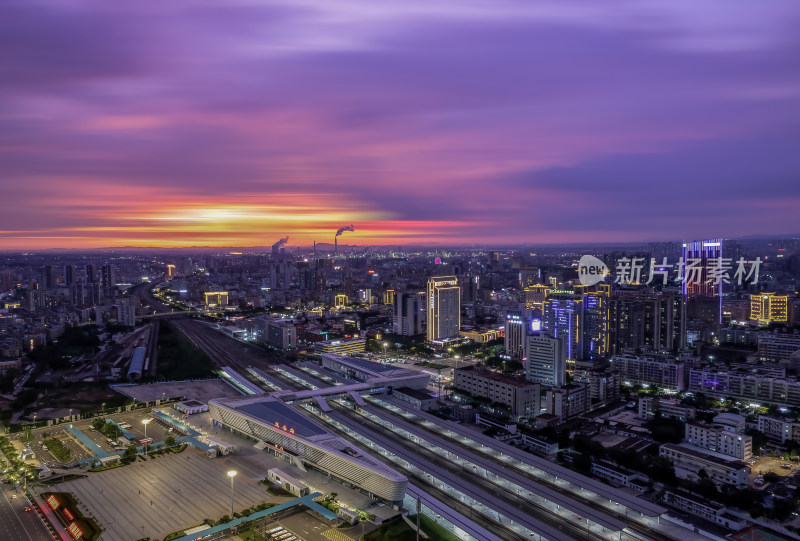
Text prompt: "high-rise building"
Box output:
[[504, 311, 527, 359], [40, 265, 55, 289], [116, 297, 137, 327], [544, 292, 583, 363], [660, 291, 687, 351], [426, 276, 460, 343], [576, 284, 610, 360], [63, 265, 75, 285], [750, 293, 788, 325], [525, 333, 566, 386], [608, 291, 686, 354], [682, 239, 723, 324], [85, 264, 97, 283], [524, 284, 550, 313], [394, 291, 423, 336]]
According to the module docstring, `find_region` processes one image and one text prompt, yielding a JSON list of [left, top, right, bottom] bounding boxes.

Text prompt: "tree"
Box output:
[[646, 417, 685, 444], [165, 435, 175, 447], [770, 498, 798, 522]]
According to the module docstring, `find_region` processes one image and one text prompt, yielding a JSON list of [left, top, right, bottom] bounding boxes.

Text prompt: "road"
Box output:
[[0, 488, 53, 541]]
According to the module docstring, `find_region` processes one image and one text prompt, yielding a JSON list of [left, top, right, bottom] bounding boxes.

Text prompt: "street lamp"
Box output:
[[383, 342, 388, 358], [142, 419, 151, 456], [227, 470, 237, 518]]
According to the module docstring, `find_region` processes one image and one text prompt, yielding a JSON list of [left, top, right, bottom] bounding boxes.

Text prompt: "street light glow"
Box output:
[[227, 470, 237, 478]]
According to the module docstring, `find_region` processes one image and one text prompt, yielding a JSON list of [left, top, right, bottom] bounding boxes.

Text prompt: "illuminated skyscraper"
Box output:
[[575, 284, 610, 360], [426, 276, 460, 343], [504, 311, 527, 359], [682, 239, 723, 326], [682, 239, 723, 298], [544, 292, 583, 363], [750, 293, 788, 325]]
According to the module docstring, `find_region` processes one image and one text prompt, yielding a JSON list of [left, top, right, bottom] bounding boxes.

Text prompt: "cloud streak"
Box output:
[[1, 0, 798, 248]]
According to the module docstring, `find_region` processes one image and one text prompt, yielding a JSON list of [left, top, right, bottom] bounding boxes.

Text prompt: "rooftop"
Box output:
[[455, 365, 537, 388], [395, 387, 436, 401], [232, 398, 328, 438]]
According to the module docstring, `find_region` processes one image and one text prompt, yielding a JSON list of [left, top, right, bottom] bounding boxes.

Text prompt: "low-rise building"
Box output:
[[610, 351, 686, 392], [659, 443, 749, 489], [267, 467, 310, 497], [454, 365, 540, 420], [684, 422, 752, 460], [314, 338, 366, 355], [590, 461, 649, 493], [638, 397, 695, 421], [544, 384, 588, 423], [758, 330, 800, 362], [520, 433, 558, 455], [393, 387, 438, 411], [688, 368, 800, 408], [757, 415, 800, 444], [659, 489, 748, 530]]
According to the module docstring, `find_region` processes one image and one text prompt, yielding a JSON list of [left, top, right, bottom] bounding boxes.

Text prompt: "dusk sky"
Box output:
[[2, 0, 799, 249]]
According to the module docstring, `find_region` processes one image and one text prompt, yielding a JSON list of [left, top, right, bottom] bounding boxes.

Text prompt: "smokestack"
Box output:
[[271, 236, 289, 258], [334, 224, 354, 255]]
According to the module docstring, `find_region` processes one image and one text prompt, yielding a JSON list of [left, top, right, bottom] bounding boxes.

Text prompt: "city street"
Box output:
[[0, 487, 52, 541]]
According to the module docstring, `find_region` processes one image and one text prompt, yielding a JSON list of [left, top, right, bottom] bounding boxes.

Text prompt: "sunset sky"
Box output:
[[2, 0, 799, 249]]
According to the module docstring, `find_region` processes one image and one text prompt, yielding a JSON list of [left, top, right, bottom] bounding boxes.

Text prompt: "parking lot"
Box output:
[[24, 428, 94, 466], [53, 449, 294, 541], [112, 410, 176, 444]]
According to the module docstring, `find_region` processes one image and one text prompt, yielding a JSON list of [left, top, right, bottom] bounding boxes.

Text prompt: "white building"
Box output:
[[525, 333, 566, 387], [544, 384, 588, 423], [590, 461, 649, 493], [210, 396, 408, 503], [610, 351, 685, 392], [267, 467, 310, 497], [659, 489, 747, 530], [454, 366, 540, 420], [393, 387, 438, 411], [659, 443, 749, 489], [758, 331, 800, 362], [684, 423, 752, 460], [426, 276, 460, 342], [758, 415, 800, 444], [254, 316, 297, 351]]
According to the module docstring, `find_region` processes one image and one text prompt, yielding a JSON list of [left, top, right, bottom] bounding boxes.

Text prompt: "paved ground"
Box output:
[[0, 486, 52, 541], [52, 449, 284, 541], [112, 379, 242, 403]]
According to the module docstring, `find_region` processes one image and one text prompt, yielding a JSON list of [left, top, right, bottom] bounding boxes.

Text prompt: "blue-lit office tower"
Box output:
[[544, 293, 583, 364], [575, 284, 610, 362], [682, 238, 723, 324]]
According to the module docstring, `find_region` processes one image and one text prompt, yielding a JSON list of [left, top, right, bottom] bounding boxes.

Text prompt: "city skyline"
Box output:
[[3, 0, 800, 249]]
